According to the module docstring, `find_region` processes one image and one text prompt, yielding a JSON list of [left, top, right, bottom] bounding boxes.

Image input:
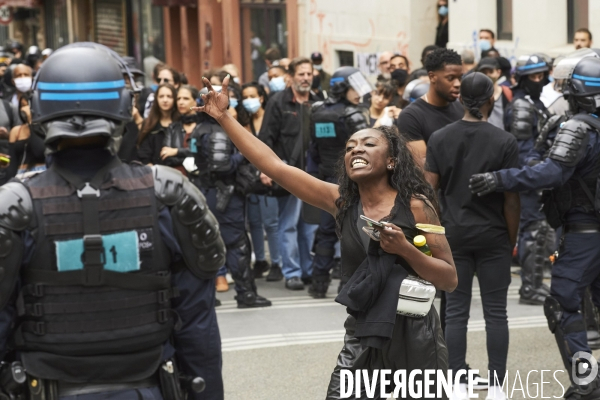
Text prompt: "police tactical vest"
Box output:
[[311, 102, 351, 178], [15, 161, 176, 383], [542, 115, 600, 228], [191, 121, 237, 188]]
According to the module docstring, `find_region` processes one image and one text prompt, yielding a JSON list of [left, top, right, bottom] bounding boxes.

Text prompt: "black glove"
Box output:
[[469, 172, 498, 196]]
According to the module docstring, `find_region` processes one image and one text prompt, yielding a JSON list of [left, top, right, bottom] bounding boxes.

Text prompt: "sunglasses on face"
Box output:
[[158, 78, 172, 84]]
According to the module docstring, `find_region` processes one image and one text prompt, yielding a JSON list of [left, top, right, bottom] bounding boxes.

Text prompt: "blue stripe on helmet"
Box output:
[[573, 74, 600, 82], [40, 92, 120, 101], [37, 80, 126, 91], [584, 82, 600, 87], [330, 77, 345, 86], [517, 62, 547, 71]]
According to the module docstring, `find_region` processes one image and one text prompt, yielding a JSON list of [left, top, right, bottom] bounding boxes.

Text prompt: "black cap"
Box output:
[[391, 68, 408, 87], [311, 52, 323, 61], [477, 57, 500, 72], [460, 72, 494, 101]]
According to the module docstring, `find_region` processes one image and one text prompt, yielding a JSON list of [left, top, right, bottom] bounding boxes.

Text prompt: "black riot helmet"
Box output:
[[514, 54, 550, 84], [568, 57, 600, 113], [329, 66, 372, 99], [30, 42, 136, 151], [25, 45, 41, 69]]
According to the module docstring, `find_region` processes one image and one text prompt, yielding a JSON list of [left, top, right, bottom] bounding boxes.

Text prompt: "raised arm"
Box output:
[[194, 76, 339, 215]]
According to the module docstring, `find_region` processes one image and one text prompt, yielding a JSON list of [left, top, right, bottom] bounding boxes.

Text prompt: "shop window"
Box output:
[[496, 0, 512, 41], [567, 0, 589, 43], [241, 1, 287, 81], [44, 0, 69, 49]]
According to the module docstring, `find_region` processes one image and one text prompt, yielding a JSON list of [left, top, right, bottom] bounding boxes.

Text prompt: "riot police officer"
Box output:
[[470, 56, 600, 400], [0, 43, 227, 399], [191, 96, 272, 308], [307, 67, 370, 298], [505, 54, 555, 305]]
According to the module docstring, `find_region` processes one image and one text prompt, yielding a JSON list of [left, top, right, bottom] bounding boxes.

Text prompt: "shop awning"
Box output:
[[151, 0, 197, 6], [0, 0, 42, 7]]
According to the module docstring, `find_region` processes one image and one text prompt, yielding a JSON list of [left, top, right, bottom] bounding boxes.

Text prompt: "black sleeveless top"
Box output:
[[339, 196, 419, 280]]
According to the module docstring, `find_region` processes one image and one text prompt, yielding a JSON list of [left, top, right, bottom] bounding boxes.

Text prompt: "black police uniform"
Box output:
[[0, 43, 226, 400], [471, 57, 600, 400], [308, 67, 370, 298], [191, 115, 271, 308], [503, 54, 556, 305]]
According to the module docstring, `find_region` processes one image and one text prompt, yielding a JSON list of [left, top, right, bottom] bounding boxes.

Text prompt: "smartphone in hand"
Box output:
[[360, 215, 386, 228]]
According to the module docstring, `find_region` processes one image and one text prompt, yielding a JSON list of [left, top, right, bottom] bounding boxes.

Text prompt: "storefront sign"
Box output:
[[0, 0, 41, 7], [0, 6, 12, 25]]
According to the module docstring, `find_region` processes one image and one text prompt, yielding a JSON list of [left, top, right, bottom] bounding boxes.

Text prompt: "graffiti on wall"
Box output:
[[309, 0, 410, 73]]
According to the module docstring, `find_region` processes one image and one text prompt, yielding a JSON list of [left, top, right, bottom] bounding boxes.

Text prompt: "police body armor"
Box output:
[[311, 101, 368, 178], [13, 162, 175, 383], [542, 114, 600, 228]]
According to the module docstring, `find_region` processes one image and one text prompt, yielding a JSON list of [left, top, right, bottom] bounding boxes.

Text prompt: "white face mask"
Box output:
[[14, 76, 32, 93]]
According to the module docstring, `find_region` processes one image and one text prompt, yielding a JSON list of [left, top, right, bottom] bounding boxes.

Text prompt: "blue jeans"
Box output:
[[277, 195, 317, 279], [247, 194, 281, 265]]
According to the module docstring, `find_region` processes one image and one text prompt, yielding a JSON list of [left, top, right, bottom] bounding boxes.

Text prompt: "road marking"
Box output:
[[217, 288, 523, 313], [221, 316, 548, 352]]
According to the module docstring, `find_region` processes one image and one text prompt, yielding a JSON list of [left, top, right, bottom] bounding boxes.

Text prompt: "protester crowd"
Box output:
[[0, 20, 598, 400]]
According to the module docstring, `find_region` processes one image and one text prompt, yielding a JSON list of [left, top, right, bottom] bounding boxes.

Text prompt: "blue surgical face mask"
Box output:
[[548, 75, 555, 83], [479, 39, 492, 52], [269, 76, 286, 92], [438, 5, 448, 17], [229, 98, 238, 109], [243, 98, 262, 114]]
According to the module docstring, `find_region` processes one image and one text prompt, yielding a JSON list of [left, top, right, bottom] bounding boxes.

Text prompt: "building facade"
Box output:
[[1, 0, 597, 86]]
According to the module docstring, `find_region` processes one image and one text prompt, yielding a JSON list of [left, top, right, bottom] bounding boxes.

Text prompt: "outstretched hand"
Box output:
[[192, 75, 231, 122]]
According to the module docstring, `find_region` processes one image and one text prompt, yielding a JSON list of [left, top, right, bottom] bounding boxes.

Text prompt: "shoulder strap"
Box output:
[[501, 86, 513, 103], [3, 100, 13, 127]]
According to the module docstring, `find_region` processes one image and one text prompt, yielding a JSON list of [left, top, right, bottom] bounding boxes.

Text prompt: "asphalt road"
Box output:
[[217, 270, 591, 400]]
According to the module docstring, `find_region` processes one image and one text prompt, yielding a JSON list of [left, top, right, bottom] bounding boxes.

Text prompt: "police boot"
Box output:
[[235, 280, 272, 308], [564, 373, 600, 400], [235, 291, 272, 309], [309, 272, 331, 299]]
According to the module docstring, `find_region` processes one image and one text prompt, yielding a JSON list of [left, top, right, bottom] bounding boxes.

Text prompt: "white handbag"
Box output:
[[397, 275, 436, 318]]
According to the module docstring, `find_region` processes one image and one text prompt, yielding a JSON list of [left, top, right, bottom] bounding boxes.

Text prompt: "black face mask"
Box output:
[[523, 79, 544, 100], [391, 69, 409, 87]]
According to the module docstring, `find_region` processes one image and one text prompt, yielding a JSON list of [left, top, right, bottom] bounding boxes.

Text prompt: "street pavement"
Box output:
[[217, 269, 594, 400]]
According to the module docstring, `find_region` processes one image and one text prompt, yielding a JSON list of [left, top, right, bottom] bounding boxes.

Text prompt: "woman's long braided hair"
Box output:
[[334, 125, 438, 236]]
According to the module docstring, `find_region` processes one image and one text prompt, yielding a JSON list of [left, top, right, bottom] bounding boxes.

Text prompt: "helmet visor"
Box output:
[[553, 48, 600, 80], [347, 71, 373, 97]]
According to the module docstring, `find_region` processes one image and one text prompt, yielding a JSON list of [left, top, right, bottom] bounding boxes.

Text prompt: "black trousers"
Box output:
[[445, 233, 512, 384]]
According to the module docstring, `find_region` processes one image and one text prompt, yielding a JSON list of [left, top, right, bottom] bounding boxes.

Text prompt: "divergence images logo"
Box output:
[[573, 352, 599, 386]]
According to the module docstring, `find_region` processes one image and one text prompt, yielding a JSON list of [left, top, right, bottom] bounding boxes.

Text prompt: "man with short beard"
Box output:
[[259, 57, 319, 290]]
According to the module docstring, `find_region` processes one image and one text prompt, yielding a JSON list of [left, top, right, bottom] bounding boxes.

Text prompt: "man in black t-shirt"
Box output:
[[396, 48, 463, 167], [425, 73, 520, 400]]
